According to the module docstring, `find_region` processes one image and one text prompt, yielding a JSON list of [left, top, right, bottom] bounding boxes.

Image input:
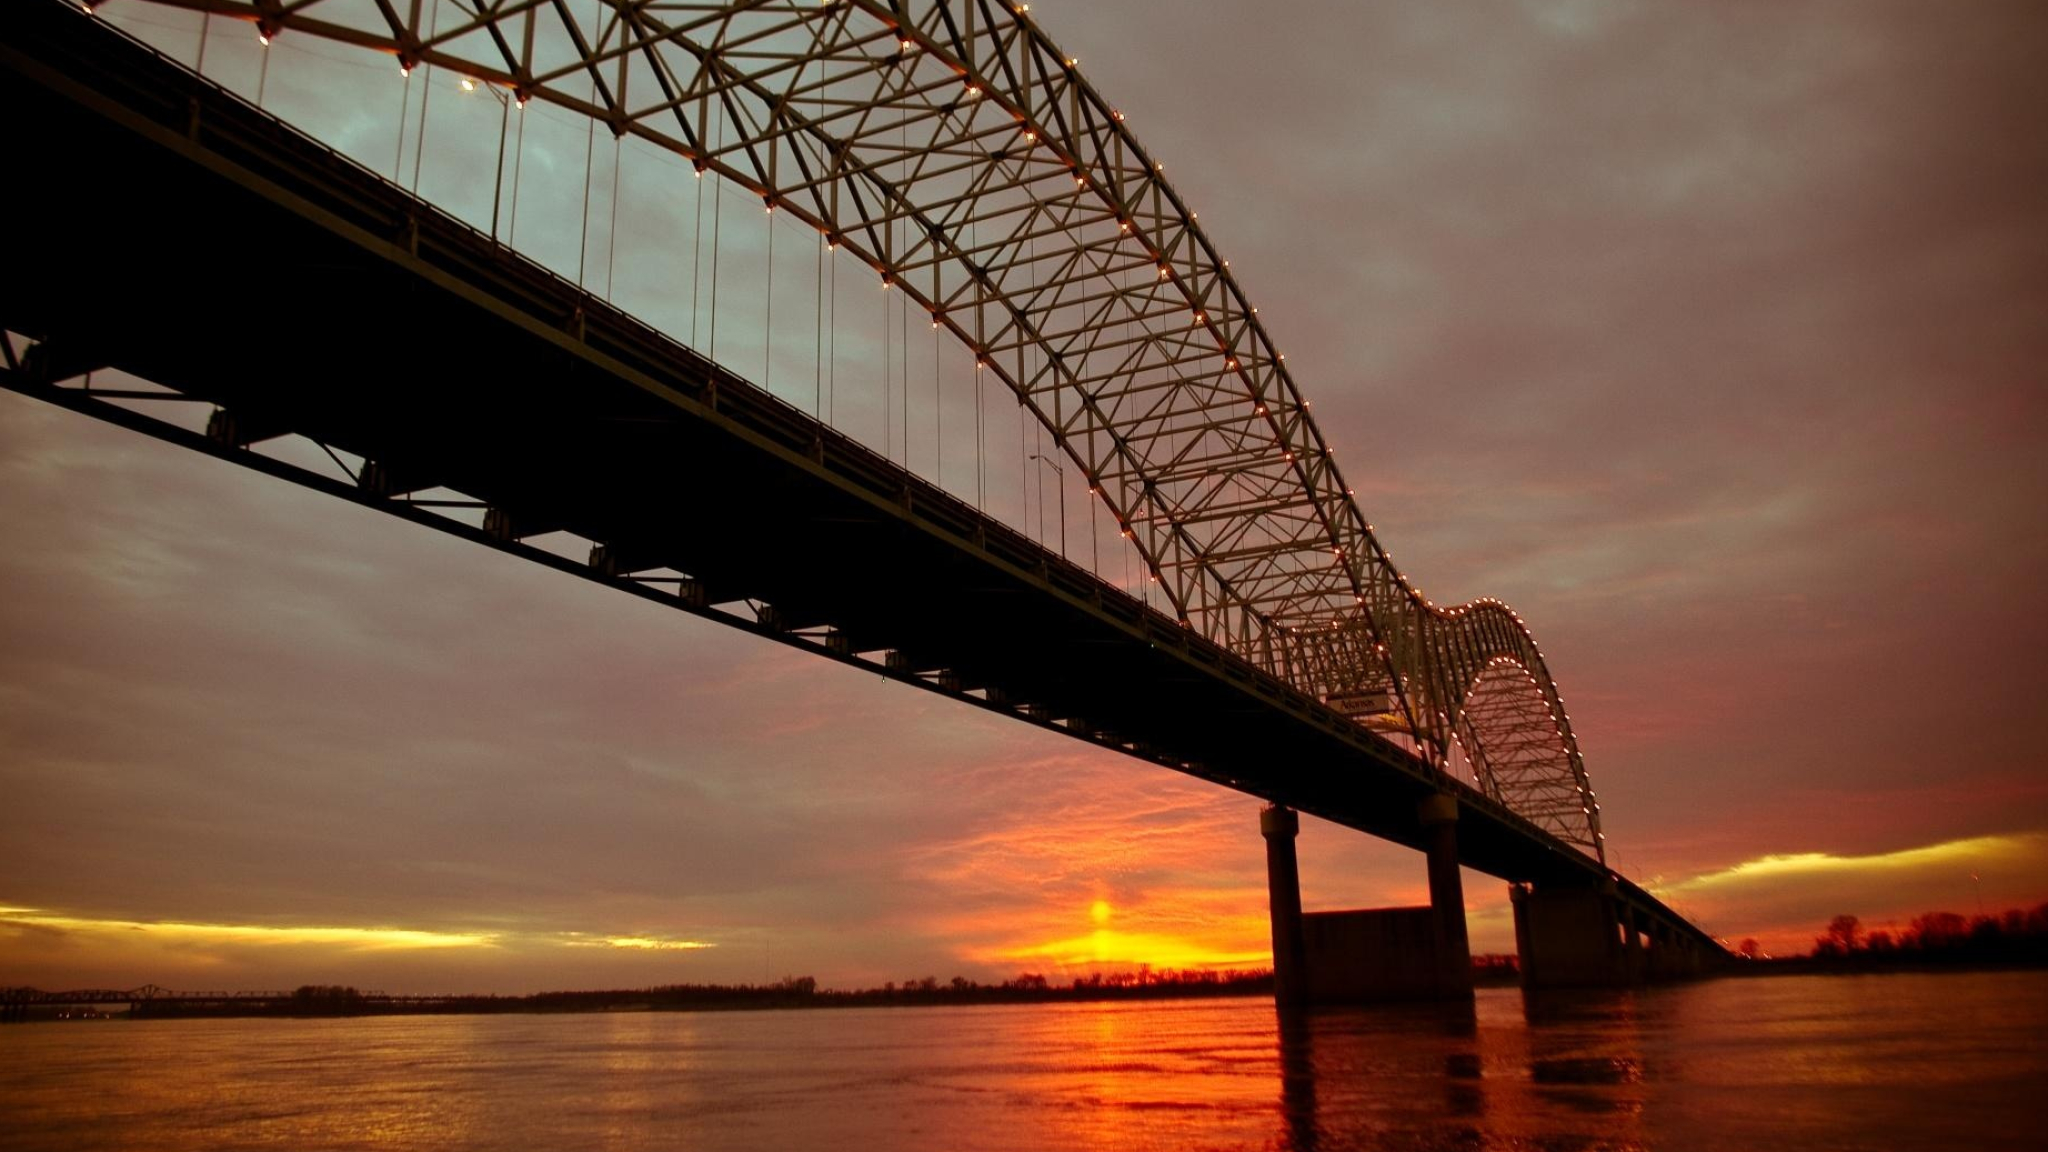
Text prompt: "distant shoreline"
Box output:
[[15, 954, 2044, 1023], [11, 973, 1281, 1022], [1719, 954, 2048, 979]]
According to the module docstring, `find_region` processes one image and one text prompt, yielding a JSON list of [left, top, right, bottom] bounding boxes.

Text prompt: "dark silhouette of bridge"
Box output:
[[1, 0, 1720, 999]]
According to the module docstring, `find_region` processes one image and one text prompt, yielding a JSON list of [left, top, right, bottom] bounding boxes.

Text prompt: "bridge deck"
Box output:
[[0, 1, 1713, 950]]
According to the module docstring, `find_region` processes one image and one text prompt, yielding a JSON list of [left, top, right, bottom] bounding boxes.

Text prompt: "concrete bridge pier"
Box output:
[[1643, 920, 1706, 980], [1623, 908, 1646, 982], [1514, 883, 1719, 988], [1419, 795, 1475, 1000], [1260, 800, 1474, 1005], [1262, 804, 1309, 1007], [1511, 880, 1629, 989]]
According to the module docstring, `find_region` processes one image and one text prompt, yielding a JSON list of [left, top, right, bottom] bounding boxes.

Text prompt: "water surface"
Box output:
[[3, 970, 2043, 1150]]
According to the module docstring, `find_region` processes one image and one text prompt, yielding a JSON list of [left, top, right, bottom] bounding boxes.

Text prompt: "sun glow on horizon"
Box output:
[[973, 925, 1269, 972]]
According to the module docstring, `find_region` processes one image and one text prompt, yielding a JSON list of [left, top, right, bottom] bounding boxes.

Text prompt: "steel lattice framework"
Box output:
[[104, 0, 1605, 858]]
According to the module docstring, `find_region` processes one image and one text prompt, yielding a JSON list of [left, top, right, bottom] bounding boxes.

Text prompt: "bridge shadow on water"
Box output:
[[1275, 989, 1651, 1152]]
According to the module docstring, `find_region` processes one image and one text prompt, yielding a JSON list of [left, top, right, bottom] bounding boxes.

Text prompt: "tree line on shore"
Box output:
[[1754, 902, 2048, 965], [130, 968, 1279, 1018]]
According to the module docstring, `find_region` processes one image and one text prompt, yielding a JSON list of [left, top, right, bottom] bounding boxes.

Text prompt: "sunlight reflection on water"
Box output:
[[1, 971, 2043, 1150]]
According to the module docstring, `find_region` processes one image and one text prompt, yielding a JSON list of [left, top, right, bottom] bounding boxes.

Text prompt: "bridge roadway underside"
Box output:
[[1, 3, 1701, 936]]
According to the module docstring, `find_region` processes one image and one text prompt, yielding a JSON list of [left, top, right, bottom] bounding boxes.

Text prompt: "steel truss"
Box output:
[[90, 0, 1603, 858]]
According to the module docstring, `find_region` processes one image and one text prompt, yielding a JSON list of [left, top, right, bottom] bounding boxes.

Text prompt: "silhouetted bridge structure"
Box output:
[[1, 0, 1720, 1000], [0, 986, 461, 1021]]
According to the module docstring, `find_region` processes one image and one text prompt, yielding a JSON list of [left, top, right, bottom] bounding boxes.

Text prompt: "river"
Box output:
[[2, 970, 2042, 1150]]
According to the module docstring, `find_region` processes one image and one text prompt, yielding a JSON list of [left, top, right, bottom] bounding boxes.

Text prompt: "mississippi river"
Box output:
[[3, 970, 2043, 1150]]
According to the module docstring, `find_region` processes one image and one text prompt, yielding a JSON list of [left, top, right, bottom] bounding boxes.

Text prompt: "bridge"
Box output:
[[1, 0, 1721, 1001], [0, 985, 463, 1021]]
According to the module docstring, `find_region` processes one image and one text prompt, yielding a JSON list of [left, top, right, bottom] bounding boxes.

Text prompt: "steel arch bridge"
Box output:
[[40, 0, 1601, 859]]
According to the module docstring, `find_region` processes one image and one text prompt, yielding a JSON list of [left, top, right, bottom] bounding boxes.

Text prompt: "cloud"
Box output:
[[559, 934, 715, 952], [0, 905, 495, 958], [1665, 833, 2048, 893], [1645, 832, 2048, 950]]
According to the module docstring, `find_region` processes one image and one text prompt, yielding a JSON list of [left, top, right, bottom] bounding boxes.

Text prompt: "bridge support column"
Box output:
[[1261, 804, 1307, 1008], [1511, 881, 1630, 990], [1261, 800, 1475, 1005], [1419, 794, 1474, 1000]]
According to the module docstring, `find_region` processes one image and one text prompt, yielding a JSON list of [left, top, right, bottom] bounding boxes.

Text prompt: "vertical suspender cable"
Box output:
[[974, 217, 983, 511], [489, 89, 509, 241], [975, 343, 984, 511], [899, 239, 907, 469], [1034, 421, 1045, 546], [897, 113, 907, 468], [410, 0, 438, 195], [509, 101, 526, 247], [691, 165, 704, 346], [883, 260, 892, 463], [828, 245, 836, 426], [709, 114, 724, 361], [606, 136, 621, 300], [393, 60, 408, 178], [814, 231, 824, 418], [256, 32, 270, 107], [576, 119, 595, 287], [1019, 395, 1030, 543]]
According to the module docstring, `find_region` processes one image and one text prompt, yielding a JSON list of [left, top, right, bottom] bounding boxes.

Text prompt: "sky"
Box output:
[[3, 0, 2046, 993]]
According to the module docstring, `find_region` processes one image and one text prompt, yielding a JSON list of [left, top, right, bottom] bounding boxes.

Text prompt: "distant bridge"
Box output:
[[0, 986, 462, 1021], [1, 0, 1719, 998]]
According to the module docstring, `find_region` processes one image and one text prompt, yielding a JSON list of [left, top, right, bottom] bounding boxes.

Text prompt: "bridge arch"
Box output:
[[1454, 654, 1602, 856], [111, 0, 1601, 860]]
